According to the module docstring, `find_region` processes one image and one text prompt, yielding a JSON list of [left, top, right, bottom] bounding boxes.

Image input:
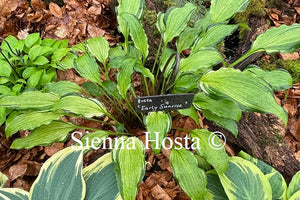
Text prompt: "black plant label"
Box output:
[[134, 93, 194, 113]]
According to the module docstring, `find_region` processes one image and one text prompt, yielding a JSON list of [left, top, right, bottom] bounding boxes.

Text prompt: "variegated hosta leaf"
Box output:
[[244, 66, 293, 91], [209, 0, 250, 23], [238, 151, 287, 200], [144, 111, 172, 154], [44, 81, 83, 96], [170, 148, 207, 200], [11, 121, 77, 149], [190, 129, 229, 174], [116, 58, 135, 98], [163, 3, 196, 43], [250, 24, 300, 54], [192, 24, 238, 53], [86, 36, 109, 66], [219, 157, 272, 200], [53, 95, 107, 118], [0, 91, 59, 110], [290, 191, 300, 200], [204, 171, 228, 200], [179, 49, 223, 73], [117, 0, 145, 19], [0, 188, 29, 200], [119, 13, 148, 61], [177, 27, 201, 54], [29, 147, 85, 200], [83, 153, 121, 200], [5, 111, 64, 138], [156, 12, 166, 34], [0, 107, 6, 127], [112, 137, 145, 200], [200, 68, 288, 124], [287, 171, 300, 199], [75, 54, 101, 84], [178, 106, 199, 125], [0, 172, 8, 188]]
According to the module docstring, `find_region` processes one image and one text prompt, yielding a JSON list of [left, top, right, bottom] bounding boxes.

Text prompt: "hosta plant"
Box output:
[[1, 0, 300, 199]]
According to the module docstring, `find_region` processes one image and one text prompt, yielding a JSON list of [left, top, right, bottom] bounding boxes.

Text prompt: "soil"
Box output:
[[0, 0, 300, 199]]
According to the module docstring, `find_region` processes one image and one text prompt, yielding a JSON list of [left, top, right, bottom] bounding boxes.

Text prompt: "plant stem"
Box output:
[[142, 76, 150, 96], [152, 38, 163, 74], [228, 51, 254, 68]]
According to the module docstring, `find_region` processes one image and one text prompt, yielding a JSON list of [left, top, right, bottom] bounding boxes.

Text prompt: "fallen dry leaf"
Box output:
[[280, 52, 300, 60], [30, 0, 46, 11], [49, 2, 63, 18], [151, 185, 172, 200]]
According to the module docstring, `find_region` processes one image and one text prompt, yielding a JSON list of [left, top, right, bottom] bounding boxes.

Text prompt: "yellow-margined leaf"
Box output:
[[0, 188, 29, 200], [87, 36, 109, 66]]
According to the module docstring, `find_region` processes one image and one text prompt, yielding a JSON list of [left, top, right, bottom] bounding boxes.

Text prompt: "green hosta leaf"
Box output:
[[109, 46, 126, 59], [25, 33, 40, 48], [0, 86, 11, 95], [0, 91, 60, 110], [190, 129, 229, 174], [0, 172, 7, 188], [11, 121, 77, 149], [156, 12, 166, 34], [119, 13, 148, 60], [287, 171, 300, 199], [59, 52, 77, 69], [219, 157, 272, 200], [28, 45, 52, 61], [116, 58, 135, 98], [112, 137, 145, 200], [250, 24, 300, 54], [179, 49, 223, 73], [5, 111, 63, 138], [117, 0, 145, 19], [202, 110, 238, 137], [83, 153, 121, 200], [244, 66, 293, 91], [29, 147, 85, 200], [75, 54, 101, 84], [144, 111, 172, 154], [209, 0, 250, 23], [192, 24, 238, 53], [170, 148, 207, 200], [103, 81, 122, 99], [82, 82, 102, 97], [290, 191, 300, 200], [177, 27, 201, 53], [45, 81, 83, 96], [33, 56, 49, 65], [173, 73, 200, 93], [0, 107, 6, 126], [204, 171, 228, 200], [1, 35, 18, 53], [39, 69, 56, 86], [193, 93, 241, 121], [53, 95, 106, 118], [200, 68, 287, 124], [27, 69, 43, 88], [164, 3, 196, 43], [86, 36, 109, 66], [22, 67, 37, 79], [238, 151, 287, 200], [51, 48, 70, 63], [178, 107, 199, 125], [134, 63, 155, 86], [0, 188, 29, 200], [0, 60, 12, 77], [159, 47, 175, 77]]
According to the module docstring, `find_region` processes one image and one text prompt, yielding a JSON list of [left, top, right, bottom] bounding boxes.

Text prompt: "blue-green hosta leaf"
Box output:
[[179, 49, 223, 73], [219, 157, 272, 200], [144, 111, 172, 154], [209, 0, 250, 23], [75, 54, 101, 84], [53, 95, 107, 118], [0, 172, 8, 188], [244, 66, 293, 91], [117, 0, 145, 19], [170, 148, 207, 200], [192, 24, 238, 53], [5, 111, 63, 138], [112, 137, 145, 200], [200, 68, 288, 124], [178, 106, 199, 125], [29, 147, 85, 200], [164, 3, 196, 43], [86, 36, 109, 66], [0, 188, 29, 200], [44, 81, 83, 96], [238, 151, 287, 200], [290, 191, 300, 200], [119, 13, 148, 60], [190, 129, 229, 174], [287, 171, 300, 199], [177, 27, 201, 53], [250, 24, 300, 54], [0, 60, 12, 77], [83, 153, 121, 200], [116, 59, 135, 98], [193, 93, 241, 121], [204, 171, 228, 200], [0, 91, 60, 110], [11, 121, 77, 149]]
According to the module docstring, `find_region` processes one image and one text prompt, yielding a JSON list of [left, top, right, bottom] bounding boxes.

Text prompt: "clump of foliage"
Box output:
[[1, 0, 300, 199]]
